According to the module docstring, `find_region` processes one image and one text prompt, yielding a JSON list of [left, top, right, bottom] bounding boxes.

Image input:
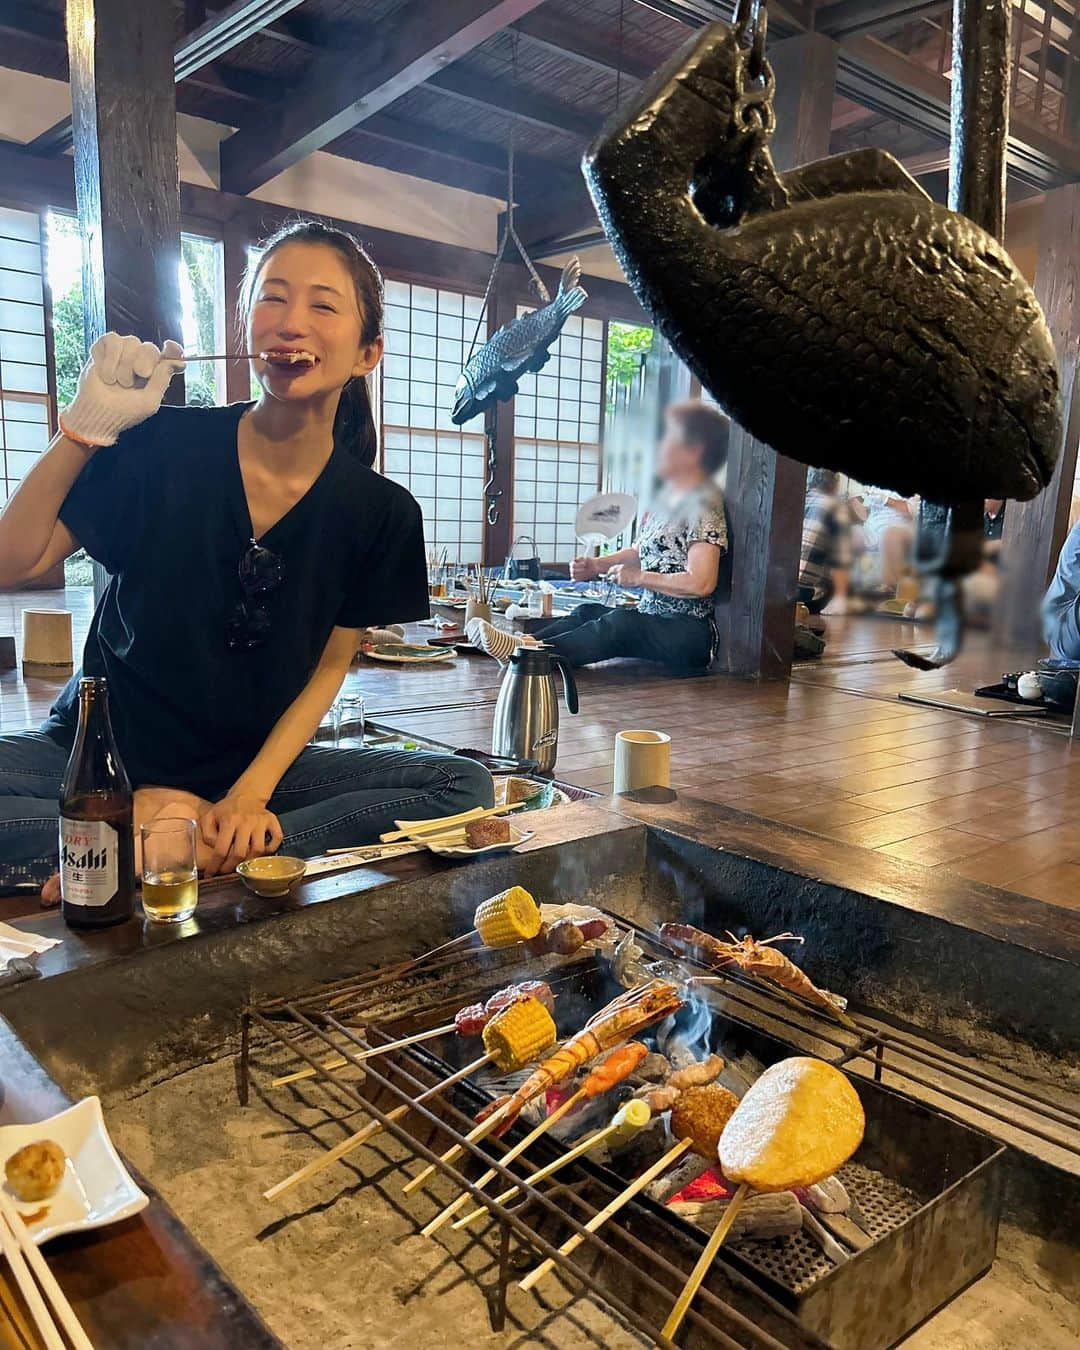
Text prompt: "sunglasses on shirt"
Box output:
[[226, 540, 285, 650]]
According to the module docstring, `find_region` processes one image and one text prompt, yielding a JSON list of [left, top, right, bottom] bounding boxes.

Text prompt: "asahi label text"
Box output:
[[60, 818, 119, 907]]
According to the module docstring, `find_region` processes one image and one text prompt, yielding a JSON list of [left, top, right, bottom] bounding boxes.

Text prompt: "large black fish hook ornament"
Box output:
[[583, 9, 1061, 664]]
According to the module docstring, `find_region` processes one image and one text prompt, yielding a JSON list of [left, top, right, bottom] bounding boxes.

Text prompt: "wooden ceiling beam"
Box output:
[[512, 11, 656, 81], [425, 65, 596, 140], [219, 0, 551, 195], [25, 0, 306, 156], [355, 112, 577, 192], [815, 0, 949, 40]]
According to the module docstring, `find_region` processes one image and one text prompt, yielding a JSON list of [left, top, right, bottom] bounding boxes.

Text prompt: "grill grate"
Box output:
[[240, 909, 1021, 1350], [727, 1164, 921, 1296]]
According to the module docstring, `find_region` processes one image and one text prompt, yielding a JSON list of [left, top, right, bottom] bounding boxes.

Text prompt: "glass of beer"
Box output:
[[140, 818, 198, 923]]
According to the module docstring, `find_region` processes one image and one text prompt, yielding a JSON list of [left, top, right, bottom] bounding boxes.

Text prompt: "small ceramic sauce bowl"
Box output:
[[236, 855, 306, 897]]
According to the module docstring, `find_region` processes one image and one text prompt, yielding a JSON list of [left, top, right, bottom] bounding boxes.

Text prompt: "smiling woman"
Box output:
[[0, 218, 493, 904]]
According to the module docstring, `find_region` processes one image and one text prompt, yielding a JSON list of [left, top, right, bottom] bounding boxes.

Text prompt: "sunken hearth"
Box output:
[[3, 802, 1078, 1349]]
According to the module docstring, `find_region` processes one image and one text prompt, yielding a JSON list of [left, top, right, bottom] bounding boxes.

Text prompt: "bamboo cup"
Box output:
[[613, 729, 671, 794], [464, 599, 492, 625], [21, 609, 73, 678]]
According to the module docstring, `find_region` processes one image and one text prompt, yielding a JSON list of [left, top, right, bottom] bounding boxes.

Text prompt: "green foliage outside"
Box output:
[[47, 215, 221, 584], [605, 320, 653, 410]]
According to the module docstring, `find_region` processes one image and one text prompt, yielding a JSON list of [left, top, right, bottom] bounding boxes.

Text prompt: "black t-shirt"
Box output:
[[47, 403, 428, 799]]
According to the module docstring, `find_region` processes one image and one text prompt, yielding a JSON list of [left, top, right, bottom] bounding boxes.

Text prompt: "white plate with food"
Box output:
[[0, 1097, 149, 1245], [426, 821, 535, 857], [361, 642, 456, 664]]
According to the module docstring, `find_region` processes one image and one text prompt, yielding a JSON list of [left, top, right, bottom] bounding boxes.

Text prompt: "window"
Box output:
[[180, 234, 226, 407], [512, 311, 604, 562], [1, 207, 50, 504], [46, 211, 226, 410], [381, 279, 486, 564]]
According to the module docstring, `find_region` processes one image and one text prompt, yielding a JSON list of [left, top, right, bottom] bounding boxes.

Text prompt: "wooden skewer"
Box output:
[[264, 1052, 491, 1201], [185, 351, 259, 360], [271, 1029, 369, 1088], [402, 1094, 508, 1195], [452, 1109, 640, 1231], [518, 1137, 693, 1293], [335, 1022, 456, 1066], [0, 1191, 94, 1350], [660, 1183, 751, 1341], [421, 1087, 587, 1236]]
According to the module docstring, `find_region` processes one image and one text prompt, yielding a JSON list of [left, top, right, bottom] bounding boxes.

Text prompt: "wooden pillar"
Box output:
[[67, 0, 184, 353], [996, 183, 1080, 650], [721, 33, 837, 678], [66, 0, 184, 601]]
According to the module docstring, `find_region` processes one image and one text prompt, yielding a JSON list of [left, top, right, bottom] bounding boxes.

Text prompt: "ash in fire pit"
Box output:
[[106, 1053, 649, 1349]]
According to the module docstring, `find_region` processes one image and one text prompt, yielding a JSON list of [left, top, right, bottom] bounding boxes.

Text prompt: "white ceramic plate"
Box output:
[[0, 1097, 149, 1245], [362, 642, 455, 664], [426, 824, 535, 857]]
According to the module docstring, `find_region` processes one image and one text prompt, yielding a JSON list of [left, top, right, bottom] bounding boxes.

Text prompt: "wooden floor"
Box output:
[[5, 587, 1079, 912]]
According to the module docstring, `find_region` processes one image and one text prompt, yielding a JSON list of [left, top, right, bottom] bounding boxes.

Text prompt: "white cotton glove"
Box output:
[[59, 333, 186, 447]]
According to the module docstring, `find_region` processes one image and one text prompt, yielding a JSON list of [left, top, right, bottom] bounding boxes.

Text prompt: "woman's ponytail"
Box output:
[[334, 375, 377, 467]]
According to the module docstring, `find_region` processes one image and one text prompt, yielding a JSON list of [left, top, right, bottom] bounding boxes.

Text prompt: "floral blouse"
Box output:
[[637, 481, 728, 621]]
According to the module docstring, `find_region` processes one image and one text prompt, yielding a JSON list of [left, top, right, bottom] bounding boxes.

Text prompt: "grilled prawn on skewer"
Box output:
[[477, 978, 683, 1134], [659, 923, 853, 1025]]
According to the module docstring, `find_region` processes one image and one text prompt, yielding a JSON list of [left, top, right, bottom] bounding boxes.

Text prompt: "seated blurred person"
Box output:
[[965, 499, 1006, 628], [468, 401, 728, 671], [798, 469, 852, 616], [1043, 520, 1080, 662], [862, 489, 915, 593]]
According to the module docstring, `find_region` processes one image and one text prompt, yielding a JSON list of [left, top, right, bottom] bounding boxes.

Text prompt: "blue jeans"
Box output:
[[533, 603, 713, 669], [0, 731, 493, 889]]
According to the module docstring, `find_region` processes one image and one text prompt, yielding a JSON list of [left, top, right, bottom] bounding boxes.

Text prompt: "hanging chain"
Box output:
[[732, 0, 775, 135]]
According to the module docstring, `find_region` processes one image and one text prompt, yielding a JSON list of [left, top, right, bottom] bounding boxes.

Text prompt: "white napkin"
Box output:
[[0, 922, 61, 972]]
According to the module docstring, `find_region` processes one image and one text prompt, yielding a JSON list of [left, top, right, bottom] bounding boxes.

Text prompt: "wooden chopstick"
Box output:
[[379, 802, 523, 844], [0, 1192, 93, 1350]]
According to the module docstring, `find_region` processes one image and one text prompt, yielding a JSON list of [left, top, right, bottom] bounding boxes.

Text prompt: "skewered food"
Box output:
[[660, 923, 851, 1022], [506, 778, 545, 806], [479, 979, 683, 1131], [259, 349, 317, 366], [4, 1141, 66, 1202], [481, 995, 557, 1072], [474, 887, 543, 946], [719, 1058, 865, 1192], [453, 980, 554, 1037], [670, 1084, 740, 1158], [465, 817, 511, 848], [526, 916, 607, 956], [668, 1054, 725, 1092]]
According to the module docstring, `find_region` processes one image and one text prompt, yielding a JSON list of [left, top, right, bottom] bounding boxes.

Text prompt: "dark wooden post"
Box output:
[[721, 33, 837, 678], [67, 0, 185, 353], [66, 0, 185, 600], [995, 183, 1080, 650]]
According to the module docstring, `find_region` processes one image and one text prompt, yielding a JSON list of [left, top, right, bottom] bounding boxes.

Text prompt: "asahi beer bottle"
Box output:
[[59, 677, 135, 929]]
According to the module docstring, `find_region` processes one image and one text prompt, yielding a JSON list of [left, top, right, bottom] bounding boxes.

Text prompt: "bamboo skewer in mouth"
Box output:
[[421, 1086, 588, 1236], [264, 1051, 492, 1201]]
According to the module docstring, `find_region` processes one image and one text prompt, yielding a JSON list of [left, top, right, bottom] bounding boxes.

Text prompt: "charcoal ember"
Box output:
[[668, 1192, 802, 1241], [635, 1052, 672, 1083], [644, 1152, 712, 1204]]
